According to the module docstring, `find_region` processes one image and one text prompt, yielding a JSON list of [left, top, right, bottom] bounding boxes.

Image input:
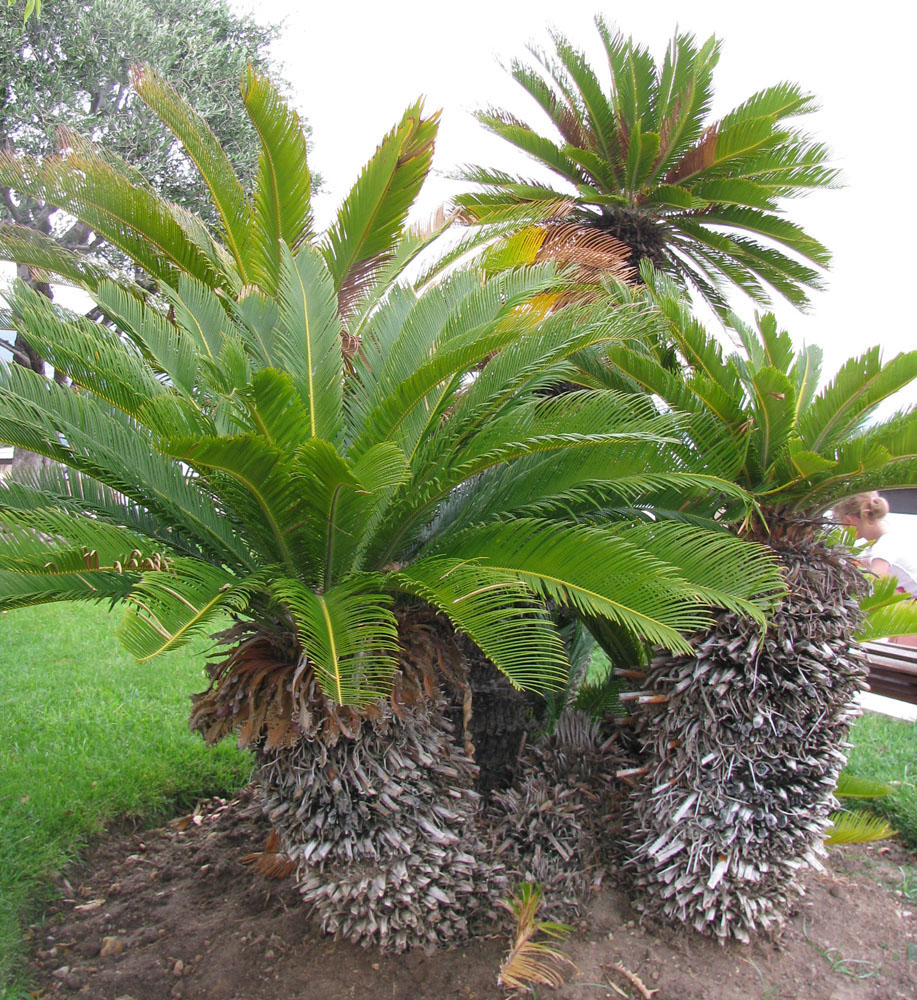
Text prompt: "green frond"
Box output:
[[594, 21, 657, 136], [0, 365, 250, 566], [553, 29, 621, 160], [748, 366, 796, 472], [789, 343, 824, 419], [721, 81, 817, 127], [474, 110, 586, 189], [161, 273, 233, 365], [0, 148, 222, 290], [322, 442, 410, 578], [0, 508, 145, 611], [688, 206, 831, 267], [613, 520, 783, 619], [692, 177, 778, 211], [858, 592, 917, 642], [0, 507, 163, 577], [267, 574, 400, 706], [94, 280, 200, 396], [0, 567, 134, 611], [835, 772, 894, 799], [118, 560, 256, 661], [0, 223, 109, 290], [274, 244, 344, 443], [241, 369, 313, 452], [242, 66, 313, 289], [407, 391, 681, 518], [0, 467, 198, 559], [10, 283, 170, 422], [801, 350, 917, 453], [825, 809, 896, 846], [164, 432, 299, 570], [132, 64, 253, 282], [322, 101, 439, 305], [626, 125, 660, 195], [394, 557, 569, 693], [350, 267, 564, 458], [343, 212, 456, 327], [227, 286, 281, 368], [649, 32, 717, 174], [435, 517, 737, 653]]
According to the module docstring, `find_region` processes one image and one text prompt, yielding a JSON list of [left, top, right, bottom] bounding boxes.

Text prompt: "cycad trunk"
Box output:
[[191, 613, 510, 953], [261, 700, 504, 952], [624, 518, 868, 942], [486, 711, 630, 919]]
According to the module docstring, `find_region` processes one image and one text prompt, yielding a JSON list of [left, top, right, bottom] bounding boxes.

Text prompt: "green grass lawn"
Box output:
[[0, 602, 252, 998], [847, 711, 917, 848]]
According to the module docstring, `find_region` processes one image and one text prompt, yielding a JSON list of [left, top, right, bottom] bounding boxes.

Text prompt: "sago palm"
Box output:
[[575, 270, 917, 941], [0, 71, 781, 950], [455, 18, 836, 315]]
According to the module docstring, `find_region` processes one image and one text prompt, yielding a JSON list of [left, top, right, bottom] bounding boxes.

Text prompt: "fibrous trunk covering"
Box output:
[[624, 521, 868, 942], [486, 711, 630, 919], [191, 613, 508, 953], [259, 702, 505, 952]]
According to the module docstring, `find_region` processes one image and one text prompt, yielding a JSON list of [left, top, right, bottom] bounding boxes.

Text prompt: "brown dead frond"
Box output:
[[664, 123, 719, 185], [497, 883, 575, 992], [537, 222, 636, 284], [240, 828, 297, 879]]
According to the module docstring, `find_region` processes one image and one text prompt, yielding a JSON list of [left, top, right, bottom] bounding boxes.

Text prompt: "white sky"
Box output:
[[230, 0, 917, 392]]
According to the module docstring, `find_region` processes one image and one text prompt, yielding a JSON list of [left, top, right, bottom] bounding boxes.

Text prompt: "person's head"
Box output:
[[833, 491, 890, 537]]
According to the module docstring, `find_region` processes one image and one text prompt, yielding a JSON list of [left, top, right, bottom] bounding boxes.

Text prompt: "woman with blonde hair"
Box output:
[[835, 491, 917, 646]]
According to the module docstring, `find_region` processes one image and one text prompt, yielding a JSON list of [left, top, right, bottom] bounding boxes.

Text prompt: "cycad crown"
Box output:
[[456, 18, 837, 315], [581, 268, 917, 512]]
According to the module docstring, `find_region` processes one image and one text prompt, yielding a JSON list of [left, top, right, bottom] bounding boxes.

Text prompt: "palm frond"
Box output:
[[165, 432, 300, 570], [0, 364, 249, 566], [0, 467, 199, 558], [240, 369, 313, 452], [274, 244, 344, 443], [242, 67, 313, 289], [497, 883, 575, 991], [835, 773, 894, 799], [0, 507, 163, 576], [435, 517, 743, 653], [322, 101, 439, 308], [0, 148, 221, 289], [94, 280, 200, 396], [394, 558, 569, 693], [0, 567, 134, 611], [801, 349, 917, 453], [825, 809, 896, 846], [10, 283, 170, 422], [0, 223, 109, 290], [132, 64, 253, 282], [118, 560, 255, 661], [267, 574, 399, 705]]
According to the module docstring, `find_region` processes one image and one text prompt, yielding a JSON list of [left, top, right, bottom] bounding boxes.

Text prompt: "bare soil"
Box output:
[[24, 788, 916, 1000]]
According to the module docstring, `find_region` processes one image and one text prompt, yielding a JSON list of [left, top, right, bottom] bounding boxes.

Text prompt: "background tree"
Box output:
[[0, 0, 302, 468], [455, 18, 836, 316]]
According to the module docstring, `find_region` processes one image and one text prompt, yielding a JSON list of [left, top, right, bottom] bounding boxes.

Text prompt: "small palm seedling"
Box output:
[[497, 883, 575, 993], [825, 773, 896, 846], [0, 72, 781, 950]]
